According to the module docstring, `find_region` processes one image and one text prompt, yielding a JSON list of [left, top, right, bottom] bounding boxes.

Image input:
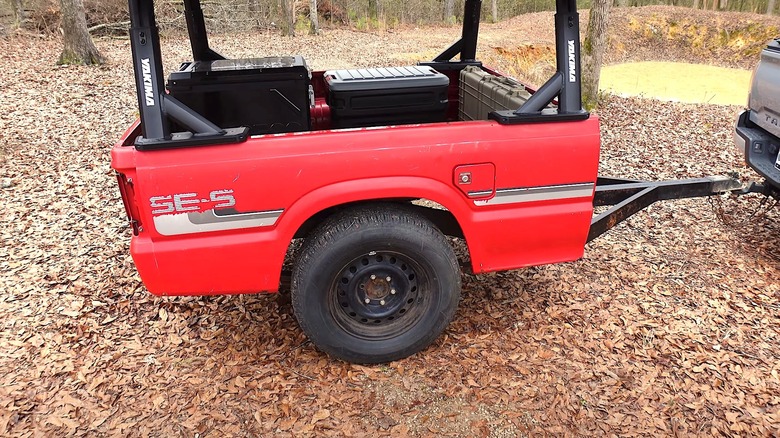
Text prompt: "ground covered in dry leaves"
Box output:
[[1, 6, 779, 437]]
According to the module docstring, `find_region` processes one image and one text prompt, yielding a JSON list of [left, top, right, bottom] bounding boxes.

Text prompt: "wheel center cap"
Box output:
[[364, 278, 389, 300]]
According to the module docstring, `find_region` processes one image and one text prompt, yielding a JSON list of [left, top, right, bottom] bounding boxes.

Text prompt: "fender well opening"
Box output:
[[291, 198, 464, 240], [281, 199, 469, 292]]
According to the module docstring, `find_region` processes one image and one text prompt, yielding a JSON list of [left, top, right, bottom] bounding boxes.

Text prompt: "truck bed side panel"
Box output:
[[112, 118, 600, 295]]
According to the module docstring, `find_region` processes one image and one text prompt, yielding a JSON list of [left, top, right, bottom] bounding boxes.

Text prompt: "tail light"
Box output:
[[116, 172, 142, 235]]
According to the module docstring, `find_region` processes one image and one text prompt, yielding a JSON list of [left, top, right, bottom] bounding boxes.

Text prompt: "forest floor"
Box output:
[[1, 5, 779, 437]]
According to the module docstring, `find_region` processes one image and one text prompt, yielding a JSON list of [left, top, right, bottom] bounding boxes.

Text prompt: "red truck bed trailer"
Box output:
[[112, 0, 745, 363]]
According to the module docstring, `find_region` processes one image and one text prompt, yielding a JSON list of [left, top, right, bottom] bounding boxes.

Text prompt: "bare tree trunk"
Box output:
[[248, 0, 261, 29], [368, 0, 378, 20], [711, 0, 718, 10], [58, 0, 104, 65], [719, 0, 727, 9], [617, 0, 629, 6], [692, 0, 699, 9], [11, 0, 25, 28], [280, 0, 295, 35], [491, 0, 498, 22], [582, 0, 610, 108], [444, 0, 454, 22], [768, 0, 776, 15], [309, 0, 319, 33]]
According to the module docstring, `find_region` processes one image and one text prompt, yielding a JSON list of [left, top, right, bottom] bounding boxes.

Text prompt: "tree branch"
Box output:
[[88, 21, 130, 33]]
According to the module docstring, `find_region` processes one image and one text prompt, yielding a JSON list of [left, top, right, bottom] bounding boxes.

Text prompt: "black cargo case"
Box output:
[[167, 56, 312, 135], [325, 66, 449, 128]]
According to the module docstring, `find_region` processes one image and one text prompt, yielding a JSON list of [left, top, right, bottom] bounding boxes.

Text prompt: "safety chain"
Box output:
[[708, 190, 779, 227]]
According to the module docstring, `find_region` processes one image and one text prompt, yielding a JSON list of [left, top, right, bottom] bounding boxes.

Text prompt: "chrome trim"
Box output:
[[467, 189, 494, 198]]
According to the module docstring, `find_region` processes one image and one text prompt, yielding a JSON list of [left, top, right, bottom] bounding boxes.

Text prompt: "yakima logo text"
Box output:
[[141, 58, 155, 106], [567, 40, 576, 83]]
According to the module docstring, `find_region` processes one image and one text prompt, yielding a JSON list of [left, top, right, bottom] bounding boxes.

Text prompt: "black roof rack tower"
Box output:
[[128, 0, 247, 150]]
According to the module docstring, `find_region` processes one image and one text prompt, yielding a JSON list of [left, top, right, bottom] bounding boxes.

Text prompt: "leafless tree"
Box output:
[[582, 0, 610, 108], [58, 0, 104, 64], [248, 0, 264, 29], [11, 0, 25, 28], [443, 0, 454, 22], [309, 0, 319, 33], [491, 0, 498, 22], [280, 0, 295, 35], [768, 0, 776, 14]]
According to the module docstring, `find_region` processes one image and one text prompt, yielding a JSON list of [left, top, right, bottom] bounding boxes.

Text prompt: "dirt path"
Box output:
[[1, 7, 779, 436]]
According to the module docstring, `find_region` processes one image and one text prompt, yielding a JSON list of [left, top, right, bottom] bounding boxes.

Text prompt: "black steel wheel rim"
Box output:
[[329, 251, 431, 340]]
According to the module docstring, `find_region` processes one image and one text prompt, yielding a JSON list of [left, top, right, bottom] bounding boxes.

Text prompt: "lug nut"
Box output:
[[390, 289, 396, 295], [380, 300, 386, 305], [364, 298, 370, 304], [370, 274, 376, 280], [386, 276, 391, 282]]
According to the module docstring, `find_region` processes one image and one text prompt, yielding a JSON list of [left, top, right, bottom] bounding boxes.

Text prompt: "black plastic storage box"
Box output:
[[459, 66, 532, 121], [325, 66, 449, 128], [167, 56, 312, 135]]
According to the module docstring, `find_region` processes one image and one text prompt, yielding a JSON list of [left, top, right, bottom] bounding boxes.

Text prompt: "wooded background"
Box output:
[[1, 0, 777, 36]]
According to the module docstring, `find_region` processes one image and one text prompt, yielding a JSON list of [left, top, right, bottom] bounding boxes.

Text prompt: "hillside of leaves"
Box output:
[[1, 6, 778, 436], [482, 6, 780, 87]]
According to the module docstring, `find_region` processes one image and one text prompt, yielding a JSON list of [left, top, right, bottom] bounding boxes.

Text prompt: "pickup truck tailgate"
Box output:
[[748, 39, 780, 138]]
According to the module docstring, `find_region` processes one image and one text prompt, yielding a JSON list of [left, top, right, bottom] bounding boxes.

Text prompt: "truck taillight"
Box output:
[[116, 172, 142, 235]]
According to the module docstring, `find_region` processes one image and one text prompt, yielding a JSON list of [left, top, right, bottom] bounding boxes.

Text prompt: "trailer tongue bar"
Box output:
[[588, 176, 745, 243]]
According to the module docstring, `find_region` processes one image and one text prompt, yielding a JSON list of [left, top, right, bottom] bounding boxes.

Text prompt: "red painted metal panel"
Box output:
[[112, 117, 600, 296]]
